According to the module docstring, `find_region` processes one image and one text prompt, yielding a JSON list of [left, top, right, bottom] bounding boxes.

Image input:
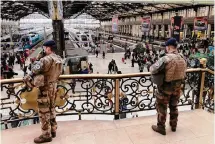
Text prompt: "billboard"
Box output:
[[171, 16, 183, 42], [141, 17, 151, 32], [194, 17, 208, 31], [112, 15, 118, 33]]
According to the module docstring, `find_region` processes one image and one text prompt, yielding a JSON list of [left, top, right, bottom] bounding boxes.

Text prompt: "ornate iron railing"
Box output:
[[202, 69, 214, 112], [0, 68, 214, 129]]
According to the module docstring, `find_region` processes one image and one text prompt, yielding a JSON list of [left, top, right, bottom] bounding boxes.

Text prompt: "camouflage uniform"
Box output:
[[150, 51, 186, 133], [24, 52, 63, 139]]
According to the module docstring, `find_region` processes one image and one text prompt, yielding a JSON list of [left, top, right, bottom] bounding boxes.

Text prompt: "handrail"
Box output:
[[0, 68, 214, 84], [206, 69, 214, 75], [0, 67, 214, 128]]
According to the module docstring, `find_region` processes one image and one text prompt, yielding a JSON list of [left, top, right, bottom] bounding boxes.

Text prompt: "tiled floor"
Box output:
[[1, 109, 214, 144]]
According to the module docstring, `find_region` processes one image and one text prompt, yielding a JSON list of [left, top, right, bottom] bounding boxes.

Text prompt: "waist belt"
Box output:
[[44, 80, 58, 85], [163, 79, 184, 86]]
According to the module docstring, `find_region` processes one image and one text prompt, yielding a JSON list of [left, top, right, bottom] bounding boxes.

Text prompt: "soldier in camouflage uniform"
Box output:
[[23, 40, 63, 143], [150, 38, 187, 135]]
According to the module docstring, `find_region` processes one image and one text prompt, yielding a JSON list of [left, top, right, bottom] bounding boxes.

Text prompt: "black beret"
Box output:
[[43, 40, 56, 47], [165, 38, 177, 47]]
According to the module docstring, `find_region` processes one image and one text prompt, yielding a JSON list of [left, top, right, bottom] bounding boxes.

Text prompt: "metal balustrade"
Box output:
[[0, 68, 214, 129]]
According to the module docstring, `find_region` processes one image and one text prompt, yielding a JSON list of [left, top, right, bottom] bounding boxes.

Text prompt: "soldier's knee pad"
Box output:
[[37, 97, 50, 108]]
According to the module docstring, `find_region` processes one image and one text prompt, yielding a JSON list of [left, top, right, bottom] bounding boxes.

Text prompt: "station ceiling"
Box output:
[[1, 1, 213, 21]]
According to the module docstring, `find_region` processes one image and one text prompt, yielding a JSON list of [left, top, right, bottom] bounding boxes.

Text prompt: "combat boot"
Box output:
[[151, 125, 166, 135], [34, 135, 52, 143], [51, 132, 56, 138], [169, 122, 176, 132]]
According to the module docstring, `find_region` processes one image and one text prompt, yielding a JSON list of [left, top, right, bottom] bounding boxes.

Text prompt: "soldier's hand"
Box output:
[[23, 74, 32, 82]]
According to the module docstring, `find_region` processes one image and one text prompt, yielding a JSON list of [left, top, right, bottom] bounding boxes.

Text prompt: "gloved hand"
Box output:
[[23, 74, 33, 83], [23, 74, 35, 89]]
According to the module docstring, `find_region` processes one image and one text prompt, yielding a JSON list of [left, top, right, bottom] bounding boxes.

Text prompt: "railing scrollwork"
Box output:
[[0, 68, 214, 129]]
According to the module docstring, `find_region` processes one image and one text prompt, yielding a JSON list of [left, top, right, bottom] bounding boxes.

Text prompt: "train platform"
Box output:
[[1, 109, 214, 144]]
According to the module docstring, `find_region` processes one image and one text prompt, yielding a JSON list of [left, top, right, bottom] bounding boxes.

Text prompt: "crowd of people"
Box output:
[[120, 40, 214, 73], [1, 51, 31, 79]]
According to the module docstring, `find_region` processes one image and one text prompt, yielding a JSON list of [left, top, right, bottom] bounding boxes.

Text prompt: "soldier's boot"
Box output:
[[169, 122, 176, 132], [51, 132, 56, 138], [151, 125, 166, 135], [34, 135, 52, 143]]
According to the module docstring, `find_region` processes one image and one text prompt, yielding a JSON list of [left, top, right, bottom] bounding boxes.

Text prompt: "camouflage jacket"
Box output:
[[24, 53, 63, 87]]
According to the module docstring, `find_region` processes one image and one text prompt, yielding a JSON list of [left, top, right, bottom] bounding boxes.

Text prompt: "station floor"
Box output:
[[1, 109, 214, 144], [13, 52, 143, 78], [88, 53, 141, 74]]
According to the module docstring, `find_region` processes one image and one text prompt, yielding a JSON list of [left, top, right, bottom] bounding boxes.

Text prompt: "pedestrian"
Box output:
[[23, 40, 63, 143], [95, 49, 98, 58], [3, 67, 18, 79], [20, 56, 25, 69], [4, 52, 8, 60], [23, 65, 28, 76], [108, 61, 113, 74], [89, 63, 93, 73], [204, 38, 209, 53], [150, 38, 187, 135], [102, 51, 105, 59], [131, 58, 135, 67], [122, 57, 125, 63]]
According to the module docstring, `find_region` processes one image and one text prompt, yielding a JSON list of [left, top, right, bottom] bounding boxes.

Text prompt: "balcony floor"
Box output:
[[1, 109, 214, 144]]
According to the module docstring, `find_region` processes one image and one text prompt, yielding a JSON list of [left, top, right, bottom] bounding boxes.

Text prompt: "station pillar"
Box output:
[[155, 25, 159, 38], [44, 27, 47, 41], [48, 1, 64, 57], [9, 26, 13, 49], [168, 25, 172, 38], [161, 25, 165, 39], [183, 24, 188, 39], [207, 24, 211, 38], [52, 20, 64, 57]]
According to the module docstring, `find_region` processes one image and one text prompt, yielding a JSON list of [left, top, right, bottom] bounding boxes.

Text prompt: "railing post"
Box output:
[[195, 58, 207, 109], [114, 79, 120, 120], [78, 112, 81, 120], [199, 70, 206, 109], [4, 121, 8, 129]]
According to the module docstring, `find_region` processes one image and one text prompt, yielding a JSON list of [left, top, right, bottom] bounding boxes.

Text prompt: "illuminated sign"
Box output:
[[141, 17, 151, 32], [194, 17, 208, 31], [112, 15, 118, 33]]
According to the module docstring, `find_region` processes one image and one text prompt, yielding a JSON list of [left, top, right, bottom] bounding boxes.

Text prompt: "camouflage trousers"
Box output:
[[37, 83, 57, 138], [155, 88, 181, 129]]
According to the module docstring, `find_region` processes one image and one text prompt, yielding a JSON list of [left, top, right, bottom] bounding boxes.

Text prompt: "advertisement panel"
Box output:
[[171, 16, 183, 42], [48, 0, 63, 20], [112, 15, 118, 33], [194, 17, 208, 31], [48, 1, 54, 19], [57, 0, 63, 20], [141, 17, 151, 32]]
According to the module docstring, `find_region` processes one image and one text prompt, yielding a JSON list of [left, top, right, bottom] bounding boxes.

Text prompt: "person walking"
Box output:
[[108, 61, 113, 74], [102, 51, 105, 59], [89, 63, 93, 73], [150, 38, 187, 135], [95, 49, 98, 58]]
